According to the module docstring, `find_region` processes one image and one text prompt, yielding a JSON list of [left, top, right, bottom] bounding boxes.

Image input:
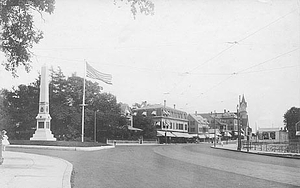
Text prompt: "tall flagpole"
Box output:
[[81, 61, 87, 142]]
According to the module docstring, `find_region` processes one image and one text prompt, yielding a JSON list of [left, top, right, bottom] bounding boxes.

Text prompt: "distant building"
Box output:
[[257, 127, 288, 143], [132, 100, 190, 143], [120, 103, 141, 131], [199, 110, 238, 139], [187, 112, 209, 141], [199, 95, 251, 139]]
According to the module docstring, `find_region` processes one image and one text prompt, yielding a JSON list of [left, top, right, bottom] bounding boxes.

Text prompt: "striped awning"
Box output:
[[172, 132, 193, 138], [157, 131, 175, 137], [189, 134, 206, 138]]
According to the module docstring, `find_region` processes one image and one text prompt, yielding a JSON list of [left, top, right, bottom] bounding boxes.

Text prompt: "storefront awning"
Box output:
[[157, 131, 175, 137], [128, 126, 142, 131], [208, 134, 219, 138], [198, 135, 206, 139], [172, 132, 193, 138], [190, 134, 206, 138]]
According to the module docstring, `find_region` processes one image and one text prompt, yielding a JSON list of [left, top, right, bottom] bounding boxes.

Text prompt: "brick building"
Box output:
[[132, 101, 191, 143]]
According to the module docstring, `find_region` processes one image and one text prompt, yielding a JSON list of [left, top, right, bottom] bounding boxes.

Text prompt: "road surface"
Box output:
[[10, 143, 300, 188]]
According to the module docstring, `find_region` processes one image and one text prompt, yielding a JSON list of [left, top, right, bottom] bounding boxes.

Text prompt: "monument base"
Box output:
[[30, 129, 56, 141]]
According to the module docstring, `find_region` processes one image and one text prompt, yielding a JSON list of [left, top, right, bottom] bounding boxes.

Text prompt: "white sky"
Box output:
[[0, 0, 299, 130]]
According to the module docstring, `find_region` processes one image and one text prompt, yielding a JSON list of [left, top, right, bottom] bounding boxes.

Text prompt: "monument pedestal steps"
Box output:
[[30, 129, 56, 141]]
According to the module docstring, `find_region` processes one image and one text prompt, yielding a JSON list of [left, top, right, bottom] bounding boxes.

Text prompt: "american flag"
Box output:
[[86, 62, 112, 85]]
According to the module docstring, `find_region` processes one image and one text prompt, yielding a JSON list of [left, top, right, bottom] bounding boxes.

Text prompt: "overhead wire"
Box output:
[[185, 47, 299, 108], [167, 8, 298, 96], [233, 48, 299, 75]]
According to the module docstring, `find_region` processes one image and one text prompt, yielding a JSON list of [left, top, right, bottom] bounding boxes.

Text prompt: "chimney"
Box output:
[[174, 104, 176, 109], [164, 100, 166, 108], [224, 109, 226, 113], [195, 111, 197, 115]]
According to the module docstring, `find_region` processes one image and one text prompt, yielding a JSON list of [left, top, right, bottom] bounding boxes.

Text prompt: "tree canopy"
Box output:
[[132, 113, 155, 139], [0, 0, 55, 76], [0, 0, 154, 76], [0, 67, 128, 141], [283, 107, 300, 140]]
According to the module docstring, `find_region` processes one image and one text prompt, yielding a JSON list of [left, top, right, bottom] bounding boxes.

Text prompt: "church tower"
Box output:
[[239, 95, 248, 131]]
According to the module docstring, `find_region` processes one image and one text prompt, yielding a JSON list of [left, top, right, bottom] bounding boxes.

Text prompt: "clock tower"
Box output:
[[239, 95, 248, 131]]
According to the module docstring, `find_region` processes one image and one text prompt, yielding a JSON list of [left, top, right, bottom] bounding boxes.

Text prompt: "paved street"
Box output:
[[9, 144, 300, 188]]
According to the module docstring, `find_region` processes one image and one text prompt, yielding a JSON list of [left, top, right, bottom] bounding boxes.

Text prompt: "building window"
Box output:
[[179, 124, 183, 130], [191, 128, 195, 132], [199, 127, 203, 133], [262, 132, 269, 139], [270, 132, 276, 139], [185, 124, 187, 130]]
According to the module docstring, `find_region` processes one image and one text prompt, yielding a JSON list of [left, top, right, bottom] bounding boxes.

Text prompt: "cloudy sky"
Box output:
[[0, 0, 299, 130]]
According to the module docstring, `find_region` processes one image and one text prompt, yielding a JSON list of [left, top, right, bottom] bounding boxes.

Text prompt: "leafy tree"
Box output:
[[1, 67, 129, 141], [0, 89, 13, 133], [0, 0, 55, 76], [133, 114, 156, 139], [49, 67, 79, 140], [114, 0, 154, 19], [90, 93, 128, 142], [1, 0, 154, 76], [1, 80, 40, 139], [132, 101, 148, 109], [283, 107, 300, 140], [49, 69, 124, 141]]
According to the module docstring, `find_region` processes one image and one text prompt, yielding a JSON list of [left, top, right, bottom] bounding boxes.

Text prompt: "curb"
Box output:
[[212, 146, 300, 159], [8, 145, 115, 151], [46, 155, 73, 188], [1, 151, 74, 188], [61, 158, 73, 188]]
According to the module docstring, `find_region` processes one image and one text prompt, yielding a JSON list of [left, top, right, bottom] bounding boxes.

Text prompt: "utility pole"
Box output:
[[237, 103, 241, 151], [247, 121, 250, 152], [94, 110, 97, 143], [214, 110, 216, 148]]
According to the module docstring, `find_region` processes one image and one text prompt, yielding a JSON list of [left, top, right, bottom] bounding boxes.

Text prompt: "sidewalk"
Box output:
[[0, 151, 73, 188], [8, 144, 115, 151], [212, 143, 300, 159]]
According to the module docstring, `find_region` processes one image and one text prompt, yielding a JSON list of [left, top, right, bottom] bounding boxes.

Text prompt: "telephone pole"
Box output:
[[237, 100, 241, 151]]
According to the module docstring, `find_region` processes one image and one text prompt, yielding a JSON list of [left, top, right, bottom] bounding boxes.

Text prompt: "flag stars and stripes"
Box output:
[[86, 62, 112, 85]]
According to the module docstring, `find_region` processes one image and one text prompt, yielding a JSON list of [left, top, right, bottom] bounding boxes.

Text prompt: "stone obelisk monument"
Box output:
[[30, 65, 56, 141]]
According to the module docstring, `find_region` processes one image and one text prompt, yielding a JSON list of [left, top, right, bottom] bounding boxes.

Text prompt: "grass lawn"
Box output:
[[9, 140, 109, 147]]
